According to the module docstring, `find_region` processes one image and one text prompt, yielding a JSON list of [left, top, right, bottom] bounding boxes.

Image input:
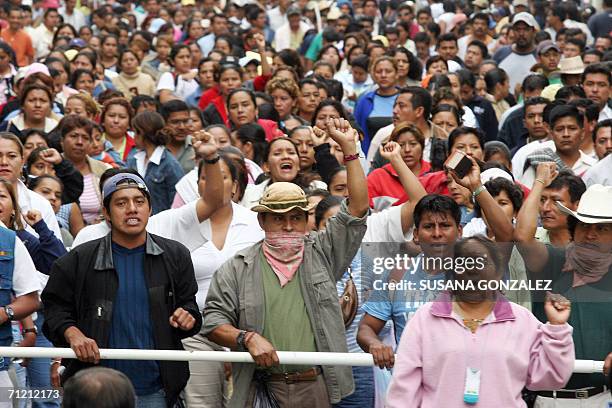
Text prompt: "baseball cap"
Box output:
[[102, 173, 150, 203], [512, 12, 538, 29], [287, 6, 301, 16], [512, 0, 528, 7], [536, 40, 560, 55]]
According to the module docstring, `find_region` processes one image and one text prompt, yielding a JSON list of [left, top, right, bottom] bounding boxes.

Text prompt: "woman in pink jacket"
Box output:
[[386, 235, 575, 408]]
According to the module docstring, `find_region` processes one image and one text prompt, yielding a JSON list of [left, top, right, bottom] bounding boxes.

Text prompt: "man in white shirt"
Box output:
[[581, 63, 612, 122], [521, 105, 597, 188], [267, 0, 291, 32], [458, 13, 497, 60], [273, 6, 311, 51], [59, 0, 86, 30], [31, 8, 59, 60], [198, 14, 229, 57]]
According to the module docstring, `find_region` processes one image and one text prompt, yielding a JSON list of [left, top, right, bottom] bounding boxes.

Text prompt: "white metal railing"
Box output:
[[0, 348, 604, 374]]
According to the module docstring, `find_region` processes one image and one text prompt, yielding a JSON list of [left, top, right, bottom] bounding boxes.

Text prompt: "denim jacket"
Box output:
[[127, 148, 185, 214]]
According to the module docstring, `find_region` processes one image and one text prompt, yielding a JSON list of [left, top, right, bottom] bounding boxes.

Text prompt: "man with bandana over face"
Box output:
[[516, 171, 612, 407], [203, 118, 369, 408]]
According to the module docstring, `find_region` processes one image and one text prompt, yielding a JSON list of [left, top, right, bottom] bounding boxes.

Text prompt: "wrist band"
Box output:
[[472, 184, 486, 199], [535, 179, 545, 185], [244, 331, 256, 348], [343, 153, 359, 162], [204, 155, 220, 164]]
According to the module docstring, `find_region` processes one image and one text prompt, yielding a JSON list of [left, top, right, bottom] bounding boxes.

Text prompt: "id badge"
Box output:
[[464, 367, 480, 404]]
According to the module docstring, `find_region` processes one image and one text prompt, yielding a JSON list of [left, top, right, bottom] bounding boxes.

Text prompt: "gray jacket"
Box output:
[[203, 200, 367, 407]]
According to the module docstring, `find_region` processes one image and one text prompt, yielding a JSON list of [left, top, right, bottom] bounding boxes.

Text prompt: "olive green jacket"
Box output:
[[203, 200, 367, 407]]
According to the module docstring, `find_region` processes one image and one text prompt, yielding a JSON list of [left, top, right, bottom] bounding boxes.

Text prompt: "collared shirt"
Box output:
[[173, 135, 196, 175], [134, 146, 165, 178], [521, 148, 597, 188], [583, 154, 612, 187], [58, 7, 87, 30], [0, 30, 33, 67], [599, 103, 612, 122], [32, 24, 55, 60]]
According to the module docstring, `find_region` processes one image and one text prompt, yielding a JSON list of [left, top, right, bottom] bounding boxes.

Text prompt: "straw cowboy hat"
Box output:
[[558, 56, 585, 75], [557, 184, 612, 224], [252, 182, 315, 213]]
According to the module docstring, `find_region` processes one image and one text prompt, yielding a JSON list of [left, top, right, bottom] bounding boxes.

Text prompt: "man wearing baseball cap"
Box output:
[[493, 11, 539, 93], [42, 171, 202, 408], [535, 40, 562, 85], [516, 177, 612, 406], [204, 118, 369, 407]]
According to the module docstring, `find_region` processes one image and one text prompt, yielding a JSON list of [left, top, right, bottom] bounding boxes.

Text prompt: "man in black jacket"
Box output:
[[42, 171, 203, 408]]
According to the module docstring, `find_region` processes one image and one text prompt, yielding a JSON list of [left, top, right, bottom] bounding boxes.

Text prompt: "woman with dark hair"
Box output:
[[112, 49, 156, 100], [354, 56, 399, 155], [99, 34, 119, 72], [71, 50, 116, 97], [388, 47, 423, 87], [484, 68, 511, 120], [198, 64, 242, 122], [46, 57, 78, 106], [296, 78, 322, 123], [367, 123, 430, 208], [100, 97, 135, 162], [232, 123, 268, 169], [318, 45, 343, 73], [0, 42, 17, 106], [224, 88, 281, 140], [240, 137, 326, 208], [127, 111, 184, 214], [2, 84, 58, 138], [274, 49, 304, 79], [431, 103, 462, 139], [157, 44, 199, 103]]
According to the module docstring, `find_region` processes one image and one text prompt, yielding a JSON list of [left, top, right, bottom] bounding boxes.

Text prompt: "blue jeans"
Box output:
[[27, 312, 60, 408], [332, 366, 375, 408], [136, 389, 166, 408]]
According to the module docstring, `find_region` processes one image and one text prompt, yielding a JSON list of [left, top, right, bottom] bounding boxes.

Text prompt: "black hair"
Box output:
[[326, 165, 346, 189], [311, 99, 349, 126], [432, 103, 462, 126], [547, 169, 586, 205], [522, 73, 549, 93], [398, 86, 433, 119], [276, 49, 304, 79], [523, 96, 550, 118], [315, 195, 343, 229], [213, 63, 243, 83], [566, 37, 586, 53], [387, 47, 423, 81], [414, 32, 431, 44], [467, 40, 488, 59], [474, 177, 523, 218], [437, 33, 458, 47], [226, 87, 257, 109], [568, 98, 600, 122], [582, 62, 611, 85], [257, 102, 280, 122], [549, 105, 584, 129], [455, 68, 476, 88], [452, 236, 503, 277], [584, 49, 603, 61], [448, 126, 485, 151], [534, 30, 552, 44], [0, 42, 17, 67], [69, 69, 94, 89], [131, 95, 158, 111], [160, 99, 189, 120], [350, 54, 369, 71], [483, 141, 511, 165], [236, 123, 267, 166], [428, 74, 451, 92], [484, 68, 508, 94], [592, 119, 612, 143], [27, 173, 63, 192], [413, 194, 461, 228], [555, 84, 586, 100]]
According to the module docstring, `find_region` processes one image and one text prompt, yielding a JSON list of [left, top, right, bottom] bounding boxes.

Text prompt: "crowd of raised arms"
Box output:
[[0, 0, 610, 407]]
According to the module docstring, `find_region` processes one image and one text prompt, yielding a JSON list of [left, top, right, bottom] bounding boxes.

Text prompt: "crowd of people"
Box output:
[[0, 0, 610, 406]]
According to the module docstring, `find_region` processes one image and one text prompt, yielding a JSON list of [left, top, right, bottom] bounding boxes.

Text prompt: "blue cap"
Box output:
[[102, 173, 149, 202]]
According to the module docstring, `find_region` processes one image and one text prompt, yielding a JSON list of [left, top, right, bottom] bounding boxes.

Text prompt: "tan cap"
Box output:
[[252, 182, 314, 213]]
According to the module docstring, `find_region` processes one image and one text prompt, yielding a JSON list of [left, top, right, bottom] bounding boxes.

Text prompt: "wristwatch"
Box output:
[[22, 327, 37, 336], [236, 330, 247, 351], [3, 306, 15, 321]]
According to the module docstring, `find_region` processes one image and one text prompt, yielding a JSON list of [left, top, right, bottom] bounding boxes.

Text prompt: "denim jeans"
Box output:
[[136, 389, 166, 408], [27, 312, 60, 408], [332, 366, 375, 408]]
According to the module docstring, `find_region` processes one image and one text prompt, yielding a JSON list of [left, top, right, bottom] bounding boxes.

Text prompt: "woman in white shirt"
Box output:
[[182, 153, 264, 407], [157, 44, 199, 103]]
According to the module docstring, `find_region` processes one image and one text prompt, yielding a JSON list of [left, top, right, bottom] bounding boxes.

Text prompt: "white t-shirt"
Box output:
[[364, 205, 413, 243], [156, 71, 200, 100], [191, 202, 263, 309], [13, 235, 42, 297]]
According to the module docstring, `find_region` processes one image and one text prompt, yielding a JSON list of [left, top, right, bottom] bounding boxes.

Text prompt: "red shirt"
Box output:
[[418, 170, 531, 198], [367, 161, 431, 208]]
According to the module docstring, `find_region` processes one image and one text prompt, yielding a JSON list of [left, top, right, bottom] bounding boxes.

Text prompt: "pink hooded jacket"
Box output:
[[386, 294, 575, 408]]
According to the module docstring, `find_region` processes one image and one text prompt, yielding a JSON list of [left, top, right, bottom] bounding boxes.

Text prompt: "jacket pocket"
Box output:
[[312, 273, 337, 304]]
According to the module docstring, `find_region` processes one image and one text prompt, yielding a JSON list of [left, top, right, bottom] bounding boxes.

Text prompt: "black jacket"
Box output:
[[42, 232, 202, 407], [466, 96, 499, 143]]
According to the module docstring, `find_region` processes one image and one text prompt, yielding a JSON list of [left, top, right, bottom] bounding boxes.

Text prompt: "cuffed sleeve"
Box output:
[[526, 322, 575, 391]]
